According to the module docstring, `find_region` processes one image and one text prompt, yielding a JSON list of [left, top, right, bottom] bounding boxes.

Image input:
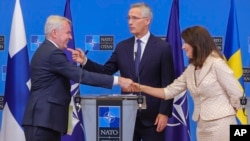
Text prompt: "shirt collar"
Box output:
[[135, 31, 150, 44], [47, 39, 59, 48]]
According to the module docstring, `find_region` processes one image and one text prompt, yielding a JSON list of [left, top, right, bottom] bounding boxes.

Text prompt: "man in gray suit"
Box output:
[[22, 15, 133, 141]]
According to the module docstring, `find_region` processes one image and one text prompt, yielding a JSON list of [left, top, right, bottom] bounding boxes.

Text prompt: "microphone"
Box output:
[[240, 94, 247, 116], [134, 52, 143, 110], [74, 77, 81, 112], [137, 69, 143, 110], [74, 50, 89, 112], [74, 94, 81, 112], [137, 94, 143, 110], [85, 50, 89, 55]]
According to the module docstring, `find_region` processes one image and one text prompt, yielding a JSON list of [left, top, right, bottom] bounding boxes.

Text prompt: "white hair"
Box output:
[[130, 2, 153, 19], [44, 15, 71, 38]]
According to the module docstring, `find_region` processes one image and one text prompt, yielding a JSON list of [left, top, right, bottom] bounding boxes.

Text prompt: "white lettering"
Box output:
[[100, 129, 119, 135], [234, 129, 247, 136]]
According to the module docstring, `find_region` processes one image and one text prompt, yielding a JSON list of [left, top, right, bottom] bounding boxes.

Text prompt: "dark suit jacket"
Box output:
[[22, 39, 114, 133], [84, 34, 175, 126]]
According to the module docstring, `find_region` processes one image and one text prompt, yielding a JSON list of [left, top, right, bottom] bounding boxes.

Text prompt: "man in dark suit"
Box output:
[[73, 2, 175, 141], [22, 15, 133, 141]]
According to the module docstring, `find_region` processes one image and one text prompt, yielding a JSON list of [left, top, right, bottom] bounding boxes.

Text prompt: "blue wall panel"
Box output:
[[1, 0, 250, 141]]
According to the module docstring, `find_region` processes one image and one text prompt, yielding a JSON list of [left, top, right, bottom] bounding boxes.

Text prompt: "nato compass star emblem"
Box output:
[[164, 91, 191, 139], [104, 112, 116, 123], [167, 91, 190, 134], [98, 106, 120, 127]]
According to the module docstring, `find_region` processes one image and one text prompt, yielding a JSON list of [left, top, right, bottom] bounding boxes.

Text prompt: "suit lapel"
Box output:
[[125, 37, 137, 78], [196, 55, 214, 86], [138, 34, 155, 74]]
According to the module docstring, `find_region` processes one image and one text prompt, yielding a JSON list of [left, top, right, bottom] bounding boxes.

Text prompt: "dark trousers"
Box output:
[[24, 125, 61, 141], [133, 117, 165, 141]]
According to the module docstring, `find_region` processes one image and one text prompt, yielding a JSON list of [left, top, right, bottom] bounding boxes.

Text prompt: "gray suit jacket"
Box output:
[[22, 39, 114, 133], [163, 54, 243, 121]]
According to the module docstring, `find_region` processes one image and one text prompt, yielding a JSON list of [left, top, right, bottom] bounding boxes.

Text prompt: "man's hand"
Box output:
[[154, 113, 168, 132], [67, 48, 86, 64], [123, 82, 141, 93], [118, 77, 133, 90]]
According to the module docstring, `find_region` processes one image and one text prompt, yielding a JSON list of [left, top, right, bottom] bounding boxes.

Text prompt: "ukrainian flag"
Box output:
[[223, 0, 247, 124]]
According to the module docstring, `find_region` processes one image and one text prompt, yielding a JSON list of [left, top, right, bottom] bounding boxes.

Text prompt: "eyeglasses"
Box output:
[[127, 16, 148, 21]]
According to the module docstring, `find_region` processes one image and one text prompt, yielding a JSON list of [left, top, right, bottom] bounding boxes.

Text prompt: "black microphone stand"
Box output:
[[74, 50, 89, 112], [134, 51, 143, 110], [137, 79, 143, 111], [240, 94, 247, 116]]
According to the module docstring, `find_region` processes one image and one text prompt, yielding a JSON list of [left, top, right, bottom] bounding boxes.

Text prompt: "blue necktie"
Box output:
[[135, 39, 141, 77]]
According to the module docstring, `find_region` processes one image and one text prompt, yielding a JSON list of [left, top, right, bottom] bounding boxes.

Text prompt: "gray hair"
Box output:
[[130, 2, 153, 19], [44, 15, 71, 38]]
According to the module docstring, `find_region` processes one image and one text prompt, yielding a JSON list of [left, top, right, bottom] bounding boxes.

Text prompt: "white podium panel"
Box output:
[[80, 95, 139, 141]]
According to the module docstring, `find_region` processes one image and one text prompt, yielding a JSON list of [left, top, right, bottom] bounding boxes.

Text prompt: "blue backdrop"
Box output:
[[1, 0, 250, 141]]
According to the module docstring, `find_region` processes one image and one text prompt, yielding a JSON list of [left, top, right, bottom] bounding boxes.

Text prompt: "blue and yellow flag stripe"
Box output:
[[224, 0, 247, 124], [226, 49, 246, 124]]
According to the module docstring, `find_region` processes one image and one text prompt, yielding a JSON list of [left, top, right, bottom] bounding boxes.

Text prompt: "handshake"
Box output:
[[117, 77, 141, 93], [67, 47, 141, 93]]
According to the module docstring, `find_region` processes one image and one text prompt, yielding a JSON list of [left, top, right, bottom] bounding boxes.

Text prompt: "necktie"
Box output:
[[135, 39, 141, 77]]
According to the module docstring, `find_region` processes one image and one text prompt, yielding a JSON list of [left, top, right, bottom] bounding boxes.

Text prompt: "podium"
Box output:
[[79, 94, 142, 141]]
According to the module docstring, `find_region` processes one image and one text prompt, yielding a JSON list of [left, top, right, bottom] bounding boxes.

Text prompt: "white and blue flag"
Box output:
[[0, 0, 30, 140]]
